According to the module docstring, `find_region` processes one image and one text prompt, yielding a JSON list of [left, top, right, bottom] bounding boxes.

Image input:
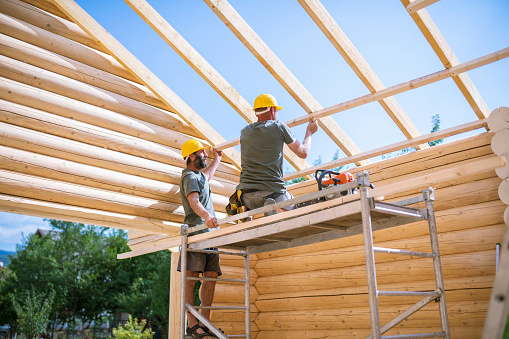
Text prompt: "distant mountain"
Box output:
[[0, 250, 16, 267]]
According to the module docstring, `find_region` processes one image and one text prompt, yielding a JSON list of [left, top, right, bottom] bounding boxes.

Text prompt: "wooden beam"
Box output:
[[0, 100, 240, 184], [2, 0, 103, 51], [0, 168, 190, 221], [406, 0, 441, 14], [0, 11, 139, 83], [168, 252, 180, 339], [0, 54, 196, 136], [203, 0, 367, 165], [0, 194, 181, 235], [283, 119, 487, 180], [0, 76, 200, 157], [0, 32, 179, 113], [0, 144, 230, 211], [401, 0, 491, 121], [20, 0, 70, 20], [298, 0, 428, 150], [50, 0, 242, 169], [215, 47, 509, 152], [124, 0, 310, 173]]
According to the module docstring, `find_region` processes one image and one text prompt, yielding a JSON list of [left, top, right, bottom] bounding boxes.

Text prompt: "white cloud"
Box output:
[[0, 212, 49, 251]]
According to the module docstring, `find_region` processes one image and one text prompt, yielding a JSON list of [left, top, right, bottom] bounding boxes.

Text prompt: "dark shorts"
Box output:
[[177, 249, 222, 276], [241, 191, 295, 210]]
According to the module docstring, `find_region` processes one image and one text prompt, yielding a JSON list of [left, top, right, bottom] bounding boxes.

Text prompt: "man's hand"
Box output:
[[205, 214, 218, 228], [307, 119, 319, 135], [212, 148, 223, 159]]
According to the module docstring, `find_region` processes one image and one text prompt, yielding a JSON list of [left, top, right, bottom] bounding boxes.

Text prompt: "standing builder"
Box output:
[[237, 94, 318, 212], [178, 139, 222, 339]]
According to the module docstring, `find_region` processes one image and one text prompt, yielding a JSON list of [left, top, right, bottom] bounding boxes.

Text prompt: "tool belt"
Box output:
[[226, 190, 284, 216], [226, 190, 244, 216]]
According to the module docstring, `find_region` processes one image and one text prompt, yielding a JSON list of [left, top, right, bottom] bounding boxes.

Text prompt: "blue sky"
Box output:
[[1, 0, 508, 252]]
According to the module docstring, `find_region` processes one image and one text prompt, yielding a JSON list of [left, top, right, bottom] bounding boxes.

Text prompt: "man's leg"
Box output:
[[186, 271, 211, 338], [200, 271, 219, 321]]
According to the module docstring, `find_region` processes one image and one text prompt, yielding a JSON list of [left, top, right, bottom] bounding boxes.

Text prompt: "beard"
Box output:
[[193, 154, 207, 169]]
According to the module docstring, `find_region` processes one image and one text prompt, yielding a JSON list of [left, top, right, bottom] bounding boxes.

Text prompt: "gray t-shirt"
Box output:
[[180, 168, 216, 234], [237, 120, 295, 193]]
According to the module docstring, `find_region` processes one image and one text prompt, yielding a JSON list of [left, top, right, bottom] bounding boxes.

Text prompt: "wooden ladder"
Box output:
[[179, 237, 251, 339], [358, 172, 451, 339]]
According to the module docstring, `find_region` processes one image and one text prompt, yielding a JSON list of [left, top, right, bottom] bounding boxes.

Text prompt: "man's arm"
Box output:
[[187, 192, 218, 228], [288, 119, 318, 159], [203, 148, 222, 181]]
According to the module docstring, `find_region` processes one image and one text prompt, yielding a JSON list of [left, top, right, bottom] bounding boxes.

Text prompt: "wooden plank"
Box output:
[[20, 0, 70, 20], [254, 250, 495, 295], [0, 32, 177, 113], [289, 132, 493, 197], [283, 119, 487, 180], [168, 252, 180, 339], [0, 12, 139, 82], [254, 224, 504, 277], [215, 45, 509, 153], [0, 54, 195, 135], [0, 144, 230, 211], [124, 0, 310, 173], [284, 47, 509, 128], [0, 168, 189, 221], [298, 0, 428, 150], [255, 299, 488, 330], [2, 0, 103, 51], [203, 0, 367, 165], [400, 0, 491, 120], [256, 200, 506, 261], [0, 102, 240, 185], [256, 288, 491, 312], [406, 0, 441, 14], [0, 193, 181, 234], [0, 76, 200, 158], [50, 0, 242, 169]]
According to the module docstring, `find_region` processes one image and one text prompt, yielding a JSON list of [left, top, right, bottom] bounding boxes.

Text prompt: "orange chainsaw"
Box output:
[[295, 169, 357, 208]]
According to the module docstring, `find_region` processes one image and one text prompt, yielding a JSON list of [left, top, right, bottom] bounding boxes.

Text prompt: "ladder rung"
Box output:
[[187, 248, 246, 256], [374, 247, 435, 258], [193, 305, 247, 310], [378, 290, 441, 297], [186, 277, 246, 283], [381, 332, 446, 338]]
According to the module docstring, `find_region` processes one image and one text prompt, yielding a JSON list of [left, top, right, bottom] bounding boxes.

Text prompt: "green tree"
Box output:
[[428, 114, 444, 146], [110, 315, 154, 339], [10, 288, 54, 339]]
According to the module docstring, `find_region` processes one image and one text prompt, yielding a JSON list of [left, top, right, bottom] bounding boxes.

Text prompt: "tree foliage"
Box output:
[[10, 288, 54, 339], [110, 315, 154, 339], [0, 220, 171, 336]]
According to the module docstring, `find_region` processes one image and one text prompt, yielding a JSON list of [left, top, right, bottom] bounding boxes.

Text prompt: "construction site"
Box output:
[[0, 0, 508, 338]]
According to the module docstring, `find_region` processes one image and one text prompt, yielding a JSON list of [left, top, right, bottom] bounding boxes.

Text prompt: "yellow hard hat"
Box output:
[[253, 94, 282, 110], [181, 139, 207, 159]]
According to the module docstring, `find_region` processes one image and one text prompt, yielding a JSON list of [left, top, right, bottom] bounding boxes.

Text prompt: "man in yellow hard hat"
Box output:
[[237, 94, 318, 213], [178, 139, 222, 339]]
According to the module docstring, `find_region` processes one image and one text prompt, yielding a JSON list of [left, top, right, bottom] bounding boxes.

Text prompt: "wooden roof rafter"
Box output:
[[50, 0, 243, 170], [401, 0, 492, 122], [203, 0, 369, 166], [122, 0, 311, 174], [298, 0, 429, 150]]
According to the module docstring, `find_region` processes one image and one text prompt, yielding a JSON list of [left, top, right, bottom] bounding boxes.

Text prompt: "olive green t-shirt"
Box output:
[[180, 168, 216, 234], [237, 120, 295, 193]]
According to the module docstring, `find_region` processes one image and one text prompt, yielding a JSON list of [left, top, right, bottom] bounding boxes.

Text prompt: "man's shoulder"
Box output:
[[181, 169, 203, 182]]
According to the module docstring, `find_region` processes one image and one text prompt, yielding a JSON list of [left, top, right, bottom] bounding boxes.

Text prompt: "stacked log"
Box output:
[[253, 129, 505, 338], [0, 0, 238, 234]]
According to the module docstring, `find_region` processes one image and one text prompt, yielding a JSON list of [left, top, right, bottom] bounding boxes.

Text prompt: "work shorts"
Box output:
[[177, 249, 222, 276], [241, 191, 295, 211]]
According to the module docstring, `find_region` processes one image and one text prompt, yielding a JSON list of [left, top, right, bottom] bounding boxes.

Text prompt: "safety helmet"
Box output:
[[253, 94, 282, 111], [181, 139, 208, 159]]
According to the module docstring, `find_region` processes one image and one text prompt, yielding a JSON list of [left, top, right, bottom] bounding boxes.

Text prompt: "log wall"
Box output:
[[251, 131, 505, 338], [0, 0, 239, 234]]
